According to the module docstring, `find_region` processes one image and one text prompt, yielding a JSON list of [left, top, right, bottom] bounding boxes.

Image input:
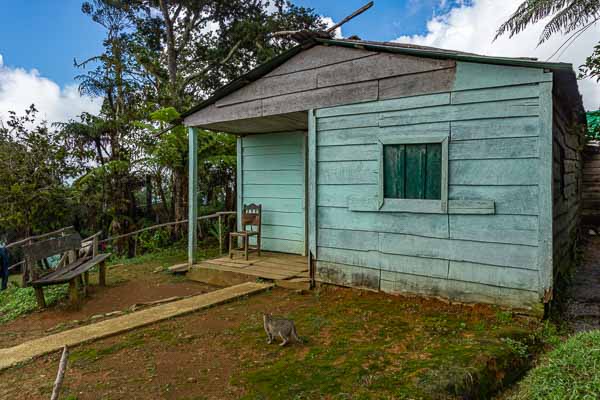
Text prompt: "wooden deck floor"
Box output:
[[193, 252, 309, 281]]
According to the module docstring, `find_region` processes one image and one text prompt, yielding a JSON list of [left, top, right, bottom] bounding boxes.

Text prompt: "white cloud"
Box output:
[[322, 16, 343, 39], [394, 0, 600, 110], [0, 55, 101, 124]]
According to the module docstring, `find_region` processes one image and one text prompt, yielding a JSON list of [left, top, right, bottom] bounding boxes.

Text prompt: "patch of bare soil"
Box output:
[[0, 263, 217, 348], [0, 288, 303, 400], [563, 233, 600, 332], [0, 286, 537, 400]]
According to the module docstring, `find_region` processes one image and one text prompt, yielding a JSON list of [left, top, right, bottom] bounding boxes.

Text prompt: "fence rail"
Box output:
[[4, 211, 236, 273], [99, 211, 236, 256], [5, 226, 75, 250]]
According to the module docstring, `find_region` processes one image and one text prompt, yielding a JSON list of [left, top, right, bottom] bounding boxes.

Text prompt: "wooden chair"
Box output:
[[23, 232, 111, 308], [229, 204, 262, 260]]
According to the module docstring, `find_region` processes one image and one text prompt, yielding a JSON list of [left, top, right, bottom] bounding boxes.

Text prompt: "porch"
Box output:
[[185, 252, 311, 290]]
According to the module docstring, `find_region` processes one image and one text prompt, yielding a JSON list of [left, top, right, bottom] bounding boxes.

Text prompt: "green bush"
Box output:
[[512, 330, 600, 399], [0, 284, 68, 323]]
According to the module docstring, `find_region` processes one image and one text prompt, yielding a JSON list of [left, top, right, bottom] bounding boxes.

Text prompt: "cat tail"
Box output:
[[292, 326, 303, 343]]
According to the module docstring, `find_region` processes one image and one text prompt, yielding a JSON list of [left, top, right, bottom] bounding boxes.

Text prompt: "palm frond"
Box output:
[[494, 0, 600, 44], [540, 0, 600, 42]]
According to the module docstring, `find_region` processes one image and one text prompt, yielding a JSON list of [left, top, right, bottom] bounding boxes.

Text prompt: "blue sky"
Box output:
[[1, 0, 599, 121], [0, 0, 105, 87], [0, 0, 455, 87]]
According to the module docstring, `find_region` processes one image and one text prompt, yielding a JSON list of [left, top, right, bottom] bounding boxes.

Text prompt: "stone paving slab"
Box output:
[[0, 282, 273, 370]]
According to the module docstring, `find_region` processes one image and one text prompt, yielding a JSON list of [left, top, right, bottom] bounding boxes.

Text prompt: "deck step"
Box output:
[[276, 277, 311, 291], [168, 263, 189, 273]]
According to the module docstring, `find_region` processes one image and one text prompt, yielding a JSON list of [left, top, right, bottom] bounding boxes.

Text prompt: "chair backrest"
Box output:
[[241, 204, 261, 232]]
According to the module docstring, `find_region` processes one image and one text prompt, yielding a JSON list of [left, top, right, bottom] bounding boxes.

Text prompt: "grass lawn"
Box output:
[[0, 284, 552, 400], [509, 330, 600, 400]]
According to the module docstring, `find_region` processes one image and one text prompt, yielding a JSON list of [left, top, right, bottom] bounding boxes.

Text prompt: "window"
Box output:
[[383, 143, 442, 200], [377, 135, 449, 213]]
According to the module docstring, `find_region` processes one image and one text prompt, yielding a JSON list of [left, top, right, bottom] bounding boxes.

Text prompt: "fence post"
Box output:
[[218, 214, 223, 254], [188, 127, 199, 266]]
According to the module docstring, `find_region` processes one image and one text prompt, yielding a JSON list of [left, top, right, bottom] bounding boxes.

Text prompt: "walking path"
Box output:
[[0, 282, 273, 370], [564, 234, 600, 332]]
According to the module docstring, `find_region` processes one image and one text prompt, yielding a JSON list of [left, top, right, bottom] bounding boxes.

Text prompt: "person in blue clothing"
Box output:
[[0, 246, 9, 290]]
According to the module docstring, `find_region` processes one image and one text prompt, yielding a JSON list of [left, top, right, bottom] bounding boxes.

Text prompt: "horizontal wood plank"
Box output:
[[449, 215, 538, 246], [317, 206, 449, 238], [379, 99, 539, 127], [451, 117, 540, 141], [449, 185, 539, 215], [450, 159, 539, 185], [379, 68, 456, 100], [449, 137, 538, 160], [316, 93, 450, 118], [448, 261, 539, 290], [317, 52, 454, 88], [451, 84, 540, 105]]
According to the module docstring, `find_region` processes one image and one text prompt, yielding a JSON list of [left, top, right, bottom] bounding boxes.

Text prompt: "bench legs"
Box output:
[[69, 279, 81, 307], [80, 275, 87, 297], [99, 261, 106, 287], [34, 287, 46, 308]]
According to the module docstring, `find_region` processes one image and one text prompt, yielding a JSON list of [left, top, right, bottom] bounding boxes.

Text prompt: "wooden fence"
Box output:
[[4, 211, 236, 272], [98, 211, 236, 256]]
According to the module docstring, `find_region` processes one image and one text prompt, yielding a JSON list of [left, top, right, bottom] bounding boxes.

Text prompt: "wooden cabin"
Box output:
[[182, 39, 586, 313]]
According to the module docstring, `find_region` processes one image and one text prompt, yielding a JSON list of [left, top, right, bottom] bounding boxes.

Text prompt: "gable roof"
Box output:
[[181, 38, 584, 122]]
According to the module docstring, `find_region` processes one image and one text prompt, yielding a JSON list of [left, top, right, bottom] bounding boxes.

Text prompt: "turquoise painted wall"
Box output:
[[240, 132, 306, 255], [310, 61, 553, 310]]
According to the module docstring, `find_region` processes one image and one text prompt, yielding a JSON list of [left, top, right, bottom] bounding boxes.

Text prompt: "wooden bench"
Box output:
[[23, 232, 110, 308]]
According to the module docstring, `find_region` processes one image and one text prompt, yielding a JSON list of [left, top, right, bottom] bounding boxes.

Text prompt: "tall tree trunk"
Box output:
[[145, 174, 154, 220], [173, 168, 187, 237], [155, 172, 169, 222]]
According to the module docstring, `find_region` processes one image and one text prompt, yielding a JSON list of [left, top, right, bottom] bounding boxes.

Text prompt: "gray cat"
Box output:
[[263, 313, 302, 346]]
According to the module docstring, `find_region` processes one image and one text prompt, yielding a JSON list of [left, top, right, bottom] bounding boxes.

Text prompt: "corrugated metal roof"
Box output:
[[181, 38, 581, 120]]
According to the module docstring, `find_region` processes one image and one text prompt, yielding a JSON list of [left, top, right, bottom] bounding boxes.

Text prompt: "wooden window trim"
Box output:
[[377, 134, 449, 213], [347, 132, 495, 215]]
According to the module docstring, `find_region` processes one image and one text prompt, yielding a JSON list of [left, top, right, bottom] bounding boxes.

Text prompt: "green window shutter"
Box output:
[[383, 144, 405, 198], [405, 144, 426, 199], [425, 143, 442, 200], [383, 143, 442, 200]]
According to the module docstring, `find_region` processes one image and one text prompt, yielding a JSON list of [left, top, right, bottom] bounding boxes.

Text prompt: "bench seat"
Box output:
[[31, 253, 111, 286]]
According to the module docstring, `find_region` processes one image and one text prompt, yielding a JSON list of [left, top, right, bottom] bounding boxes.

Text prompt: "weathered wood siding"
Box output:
[[240, 132, 306, 255], [313, 61, 553, 310], [552, 88, 584, 281], [185, 45, 456, 128]]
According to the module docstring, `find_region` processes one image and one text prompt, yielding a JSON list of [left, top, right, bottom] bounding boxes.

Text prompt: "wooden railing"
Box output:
[[5, 227, 76, 272], [4, 211, 236, 272], [99, 211, 236, 256], [6, 226, 75, 250]]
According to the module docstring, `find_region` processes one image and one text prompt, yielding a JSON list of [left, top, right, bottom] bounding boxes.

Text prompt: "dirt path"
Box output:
[[563, 233, 600, 332]]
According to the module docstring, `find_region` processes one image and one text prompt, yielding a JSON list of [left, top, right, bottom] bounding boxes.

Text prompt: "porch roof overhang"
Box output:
[[187, 111, 308, 135]]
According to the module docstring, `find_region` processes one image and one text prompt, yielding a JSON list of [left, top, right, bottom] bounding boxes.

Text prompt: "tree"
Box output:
[[0, 106, 78, 241], [121, 0, 325, 225], [496, 0, 600, 45], [64, 0, 148, 240], [497, 1, 600, 91]]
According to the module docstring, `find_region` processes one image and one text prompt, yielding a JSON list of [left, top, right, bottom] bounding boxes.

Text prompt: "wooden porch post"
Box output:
[[188, 127, 199, 266]]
